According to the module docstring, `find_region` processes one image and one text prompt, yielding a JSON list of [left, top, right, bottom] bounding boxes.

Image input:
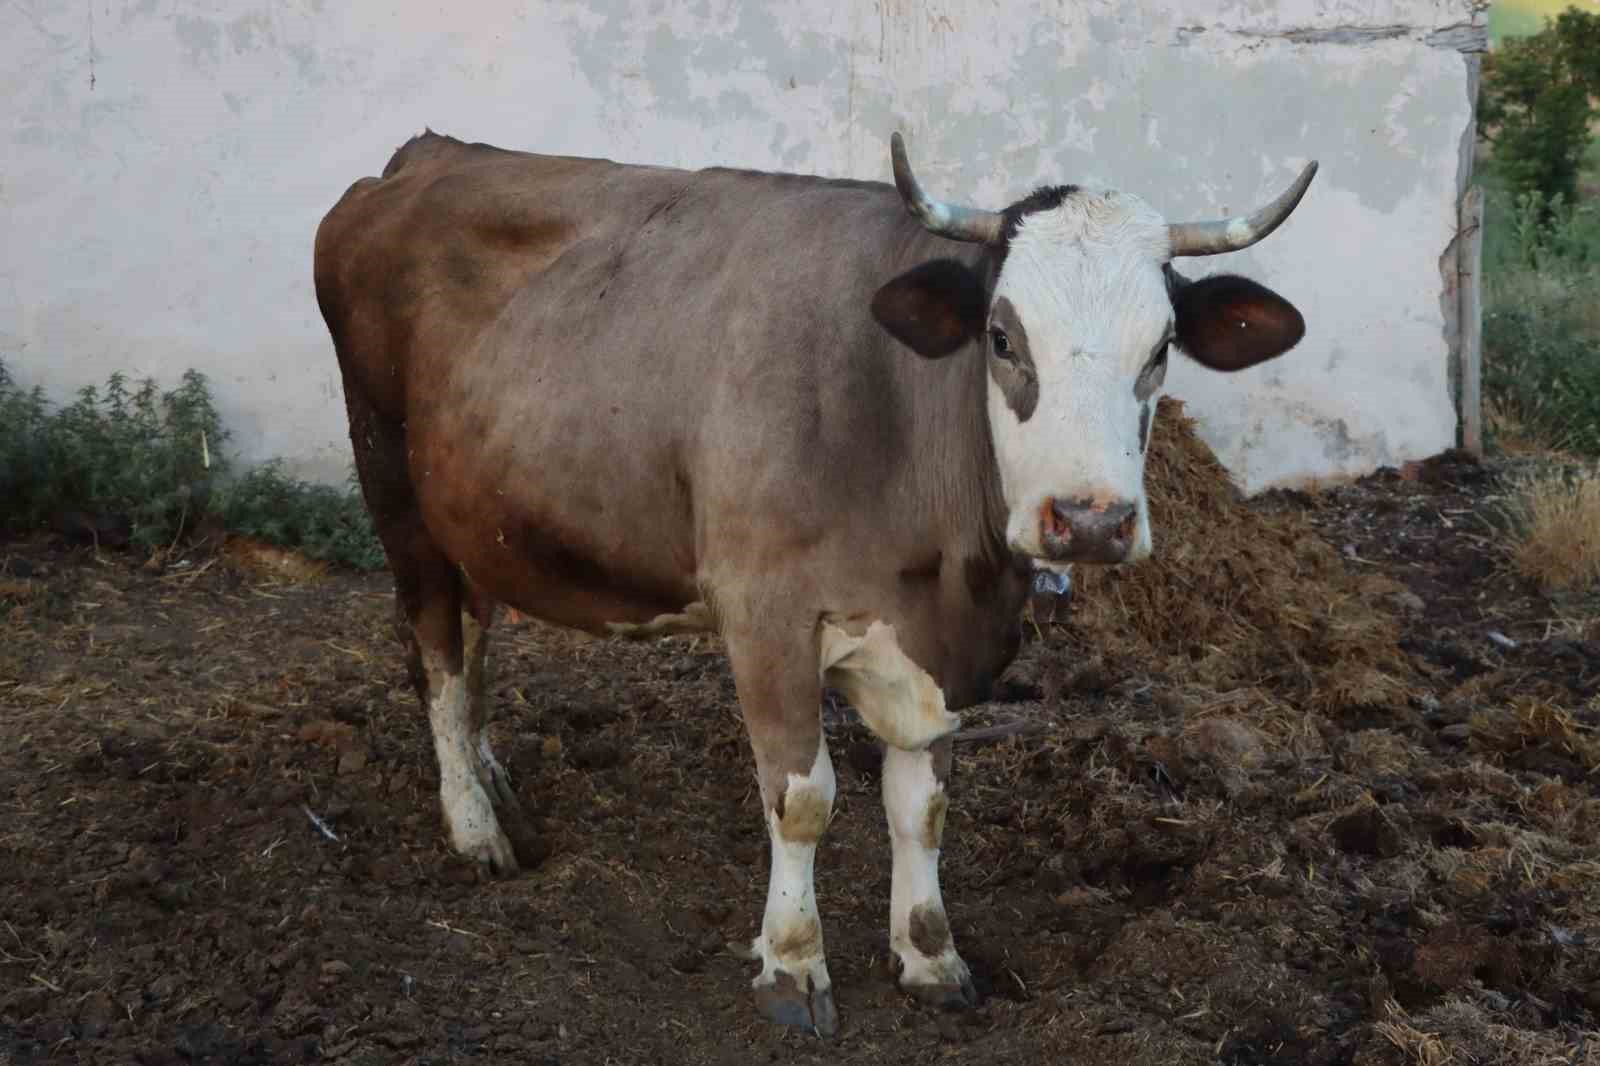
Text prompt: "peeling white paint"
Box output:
[[1, 0, 1478, 491]]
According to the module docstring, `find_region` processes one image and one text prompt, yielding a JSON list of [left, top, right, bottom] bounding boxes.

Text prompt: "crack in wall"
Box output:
[[1174, 22, 1486, 53]]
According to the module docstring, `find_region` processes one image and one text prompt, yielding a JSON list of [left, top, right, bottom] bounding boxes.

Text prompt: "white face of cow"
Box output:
[[985, 192, 1172, 565], [871, 134, 1315, 569]]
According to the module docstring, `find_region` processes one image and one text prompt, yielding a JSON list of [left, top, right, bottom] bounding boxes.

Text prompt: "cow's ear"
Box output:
[[871, 259, 988, 358], [1171, 272, 1305, 372]]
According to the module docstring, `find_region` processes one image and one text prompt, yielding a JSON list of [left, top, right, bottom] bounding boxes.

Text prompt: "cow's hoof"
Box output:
[[459, 827, 520, 876], [444, 780, 520, 876], [902, 972, 977, 1010], [897, 951, 977, 1010], [754, 971, 838, 1038]]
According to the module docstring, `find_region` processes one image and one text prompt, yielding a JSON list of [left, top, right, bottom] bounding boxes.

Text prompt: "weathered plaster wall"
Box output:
[[3, 0, 1482, 491]]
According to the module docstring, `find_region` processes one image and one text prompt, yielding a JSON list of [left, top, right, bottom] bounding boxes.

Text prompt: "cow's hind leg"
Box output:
[[346, 391, 519, 874], [724, 610, 839, 1037], [461, 581, 530, 831]]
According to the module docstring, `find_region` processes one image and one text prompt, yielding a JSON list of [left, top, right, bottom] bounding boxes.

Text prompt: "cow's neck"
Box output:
[[900, 242, 1014, 584]]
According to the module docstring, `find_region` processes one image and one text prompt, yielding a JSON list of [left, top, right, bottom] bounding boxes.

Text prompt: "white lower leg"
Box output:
[[883, 745, 969, 990], [424, 651, 516, 872], [753, 744, 836, 997]]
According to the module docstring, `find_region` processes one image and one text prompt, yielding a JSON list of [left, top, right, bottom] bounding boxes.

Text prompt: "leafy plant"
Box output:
[[1479, 181, 1600, 458], [214, 461, 386, 570], [0, 357, 386, 569], [0, 362, 226, 545]]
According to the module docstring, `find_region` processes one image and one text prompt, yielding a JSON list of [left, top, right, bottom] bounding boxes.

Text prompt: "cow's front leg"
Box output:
[[818, 619, 974, 1007], [883, 739, 974, 1006], [726, 624, 838, 1037]]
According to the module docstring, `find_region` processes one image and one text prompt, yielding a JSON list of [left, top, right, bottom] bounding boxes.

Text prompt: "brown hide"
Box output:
[[314, 132, 1029, 715]]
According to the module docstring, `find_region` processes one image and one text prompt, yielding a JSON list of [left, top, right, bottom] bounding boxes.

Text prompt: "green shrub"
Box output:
[[1481, 187, 1600, 456], [0, 357, 386, 569], [214, 461, 386, 570], [0, 363, 226, 545]]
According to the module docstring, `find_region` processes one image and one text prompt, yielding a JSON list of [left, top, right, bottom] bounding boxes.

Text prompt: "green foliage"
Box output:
[[1478, 7, 1600, 207], [0, 357, 386, 569], [1499, 188, 1600, 271], [0, 362, 226, 545], [213, 462, 386, 570], [1480, 184, 1600, 456]]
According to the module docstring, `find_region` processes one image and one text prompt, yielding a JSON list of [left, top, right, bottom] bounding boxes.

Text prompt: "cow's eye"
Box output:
[[990, 327, 1013, 360]]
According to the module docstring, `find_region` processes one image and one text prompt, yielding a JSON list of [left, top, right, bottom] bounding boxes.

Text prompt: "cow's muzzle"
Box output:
[[1039, 497, 1138, 564]]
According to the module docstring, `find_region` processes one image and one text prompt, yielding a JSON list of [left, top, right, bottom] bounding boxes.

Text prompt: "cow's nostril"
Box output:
[[1116, 507, 1138, 541], [1042, 499, 1073, 542], [1049, 500, 1074, 538]]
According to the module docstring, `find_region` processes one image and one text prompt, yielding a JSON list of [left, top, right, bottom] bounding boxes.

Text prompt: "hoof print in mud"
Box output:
[[754, 972, 839, 1038]]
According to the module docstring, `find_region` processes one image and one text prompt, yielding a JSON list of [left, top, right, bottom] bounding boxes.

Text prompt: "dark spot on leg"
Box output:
[[776, 786, 830, 844], [772, 920, 822, 961], [1138, 402, 1151, 454], [909, 903, 953, 957], [922, 792, 948, 850]]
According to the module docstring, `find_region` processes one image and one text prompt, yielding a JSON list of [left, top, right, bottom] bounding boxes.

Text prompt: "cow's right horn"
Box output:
[[890, 132, 1004, 245], [1168, 161, 1319, 257]]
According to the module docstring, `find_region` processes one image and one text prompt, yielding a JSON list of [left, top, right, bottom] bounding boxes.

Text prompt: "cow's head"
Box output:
[[872, 133, 1314, 566]]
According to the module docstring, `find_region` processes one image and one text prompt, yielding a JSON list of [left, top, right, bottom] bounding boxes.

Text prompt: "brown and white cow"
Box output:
[[313, 129, 1314, 1035]]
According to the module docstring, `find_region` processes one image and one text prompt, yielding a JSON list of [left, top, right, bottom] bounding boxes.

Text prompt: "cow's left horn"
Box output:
[[1168, 161, 1319, 257], [890, 132, 1004, 245]]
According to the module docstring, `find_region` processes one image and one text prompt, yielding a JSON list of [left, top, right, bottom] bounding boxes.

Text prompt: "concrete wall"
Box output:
[[3, 0, 1483, 492]]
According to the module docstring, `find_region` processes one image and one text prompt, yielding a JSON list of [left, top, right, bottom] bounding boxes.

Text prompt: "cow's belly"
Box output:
[[406, 388, 700, 633]]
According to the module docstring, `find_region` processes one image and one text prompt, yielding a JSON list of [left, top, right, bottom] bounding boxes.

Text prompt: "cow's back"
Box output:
[[314, 132, 692, 421]]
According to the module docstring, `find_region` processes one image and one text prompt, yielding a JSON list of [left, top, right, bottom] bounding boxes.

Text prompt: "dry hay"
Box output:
[[1503, 463, 1600, 594], [222, 534, 332, 583], [1067, 398, 1418, 730], [1370, 999, 1600, 1066]]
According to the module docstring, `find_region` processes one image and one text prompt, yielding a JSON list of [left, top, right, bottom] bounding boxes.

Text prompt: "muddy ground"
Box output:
[[2, 447, 1598, 1065]]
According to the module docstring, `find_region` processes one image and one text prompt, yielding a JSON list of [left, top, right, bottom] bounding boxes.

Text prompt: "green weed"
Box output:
[[0, 357, 385, 570], [0, 362, 224, 546], [1480, 183, 1600, 457], [214, 462, 386, 571]]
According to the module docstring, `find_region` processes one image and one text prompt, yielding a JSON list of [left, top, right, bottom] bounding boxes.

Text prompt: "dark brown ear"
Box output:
[[871, 259, 988, 358], [1171, 273, 1305, 372]]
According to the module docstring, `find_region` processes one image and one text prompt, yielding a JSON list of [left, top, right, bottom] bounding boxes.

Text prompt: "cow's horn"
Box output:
[[1167, 161, 1318, 257], [890, 132, 1004, 245]]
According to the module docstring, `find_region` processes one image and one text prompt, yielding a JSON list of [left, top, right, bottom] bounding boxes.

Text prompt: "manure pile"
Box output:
[[1053, 397, 1422, 737]]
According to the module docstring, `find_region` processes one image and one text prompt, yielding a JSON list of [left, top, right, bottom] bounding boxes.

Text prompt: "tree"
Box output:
[[1479, 7, 1600, 206]]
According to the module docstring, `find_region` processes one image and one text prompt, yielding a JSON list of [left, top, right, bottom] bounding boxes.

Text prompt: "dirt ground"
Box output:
[[2, 428, 1598, 1064]]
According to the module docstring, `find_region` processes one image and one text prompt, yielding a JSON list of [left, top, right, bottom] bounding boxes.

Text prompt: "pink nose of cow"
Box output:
[[1040, 498, 1138, 564]]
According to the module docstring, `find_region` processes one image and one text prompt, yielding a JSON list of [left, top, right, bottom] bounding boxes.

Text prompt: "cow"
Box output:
[[313, 128, 1315, 1036]]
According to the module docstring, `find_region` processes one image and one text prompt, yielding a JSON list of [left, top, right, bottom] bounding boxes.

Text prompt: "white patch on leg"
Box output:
[[883, 746, 970, 993], [423, 652, 516, 872], [752, 743, 836, 999], [819, 620, 958, 750]]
